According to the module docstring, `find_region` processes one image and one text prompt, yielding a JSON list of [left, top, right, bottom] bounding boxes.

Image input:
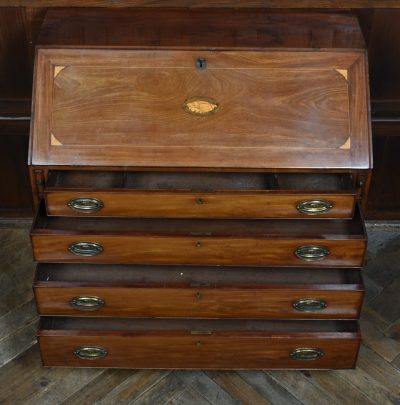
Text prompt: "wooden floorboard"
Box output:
[[176, 371, 241, 405], [206, 371, 272, 405], [0, 221, 399, 405]]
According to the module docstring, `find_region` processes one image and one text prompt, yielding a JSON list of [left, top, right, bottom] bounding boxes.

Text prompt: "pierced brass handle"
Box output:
[[297, 200, 333, 215], [68, 197, 103, 213], [68, 241, 103, 257], [294, 245, 329, 261], [293, 298, 327, 312], [74, 346, 108, 360], [289, 348, 323, 361], [70, 296, 105, 311]]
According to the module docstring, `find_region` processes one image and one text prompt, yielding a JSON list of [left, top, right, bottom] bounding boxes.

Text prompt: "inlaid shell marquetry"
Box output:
[[183, 97, 219, 116]]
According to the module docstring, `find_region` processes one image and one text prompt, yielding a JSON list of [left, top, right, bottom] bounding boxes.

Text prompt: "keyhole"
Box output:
[[196, 58, 207, 70]]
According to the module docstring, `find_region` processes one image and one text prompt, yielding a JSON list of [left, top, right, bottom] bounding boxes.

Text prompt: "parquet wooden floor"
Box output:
[[0, 219, 399, 405]]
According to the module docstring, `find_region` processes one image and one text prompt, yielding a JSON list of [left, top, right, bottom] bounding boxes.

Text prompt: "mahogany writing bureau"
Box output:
[[29, 9, 371, 369]]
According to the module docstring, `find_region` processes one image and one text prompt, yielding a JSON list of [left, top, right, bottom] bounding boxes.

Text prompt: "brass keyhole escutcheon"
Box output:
[[196, 341, 203, 347], [195, 241, 202, 248], [196, 57, 207, 70], [197, 198, 204, 205], [195, 291, 202, 300]]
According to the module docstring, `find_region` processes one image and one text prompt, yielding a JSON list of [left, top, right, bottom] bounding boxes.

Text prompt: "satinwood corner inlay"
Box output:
[[335, 69, 348, 81], [339, 137, 351, 150], [51, 133, 63, 146], [54, 65, 67, 78]]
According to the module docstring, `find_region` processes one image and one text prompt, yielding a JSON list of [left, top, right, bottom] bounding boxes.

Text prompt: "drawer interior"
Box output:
[[40, 317, 359, 333], [46, 171, 355, 192], [35, 263, 362, 287], [32, 200, 366, 238]]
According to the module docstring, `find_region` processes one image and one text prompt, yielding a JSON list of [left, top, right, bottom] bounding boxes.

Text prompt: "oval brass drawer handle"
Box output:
[[68, 241, 103, 256], [70, 296, 105, 311], [289, 348, 323, 361], [68, 197, 103, 213], [74, 346, 108, 360], [293, 298, 327, 312], [297, 200, 333, 215], [294, 245, 330, 261]]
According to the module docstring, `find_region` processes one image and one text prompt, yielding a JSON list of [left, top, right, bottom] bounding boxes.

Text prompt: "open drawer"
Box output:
[[38, 317, 361, 369], [34, 264, 364, 319], [44, 171, 357, 219], [31, 202, 367, 267]]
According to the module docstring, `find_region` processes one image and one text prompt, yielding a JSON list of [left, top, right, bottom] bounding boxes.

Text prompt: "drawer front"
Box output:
[[38, 334, 360, 369], [46, 191, 356, 219], [34, 287, 363, 318], [31, 235, 366, 267]]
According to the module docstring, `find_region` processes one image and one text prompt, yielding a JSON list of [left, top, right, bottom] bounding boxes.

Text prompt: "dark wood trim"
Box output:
[[3, 1, 400, 8]]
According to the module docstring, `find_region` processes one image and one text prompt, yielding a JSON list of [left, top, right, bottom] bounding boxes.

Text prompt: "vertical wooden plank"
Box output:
[[0, 8, 32, 99], [0, 120, 33, 216], [368, 9, 400, 116]]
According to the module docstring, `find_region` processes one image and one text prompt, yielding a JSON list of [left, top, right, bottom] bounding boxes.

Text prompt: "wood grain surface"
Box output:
[[34, 287, 364, 319], [46, 191, 356, 219], [30, 48, 370, 170], [37, 9, 365, 49], [34, 265, 364, 318], [3, 1, 400, 8], [1, 221, 400, 402], [31, 235, 366, 267], [31, 201, 367, 266], [44, 170, 357, 218], [38, 318, 361, 369]]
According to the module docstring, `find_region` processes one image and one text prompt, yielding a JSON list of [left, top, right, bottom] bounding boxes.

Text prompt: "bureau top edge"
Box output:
[[37, 8, 366, 50]]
